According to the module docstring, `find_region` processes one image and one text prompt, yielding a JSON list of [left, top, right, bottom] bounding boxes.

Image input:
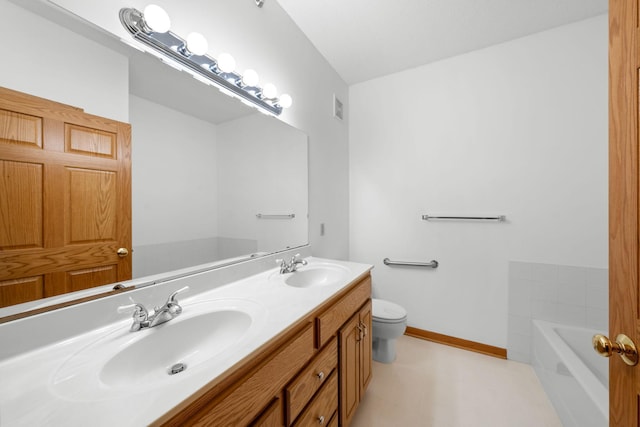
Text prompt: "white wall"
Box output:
[[349, 15, 608, 347], [129, 95, 219, 246], [217, 114, 308, 253], [0, 0, 128, 122], [42, 0, 351, 259]]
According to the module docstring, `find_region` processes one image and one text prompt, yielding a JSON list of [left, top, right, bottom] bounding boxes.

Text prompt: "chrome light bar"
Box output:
[[119, 7, 284, 116]]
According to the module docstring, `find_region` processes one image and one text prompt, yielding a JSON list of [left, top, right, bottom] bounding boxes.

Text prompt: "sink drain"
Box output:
[[168, 363, 187, 375]]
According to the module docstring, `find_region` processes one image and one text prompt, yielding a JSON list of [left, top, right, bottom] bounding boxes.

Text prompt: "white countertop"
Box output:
[[0, 257, 372, 426]]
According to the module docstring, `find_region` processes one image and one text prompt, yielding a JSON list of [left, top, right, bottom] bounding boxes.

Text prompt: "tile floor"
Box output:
[[350, 335, 562, 427]]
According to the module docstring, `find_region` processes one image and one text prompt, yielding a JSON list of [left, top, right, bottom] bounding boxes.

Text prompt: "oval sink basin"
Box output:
[[100, 309, 251, 388], [285, 264, 349, 288], [51, 298, 266, 401]]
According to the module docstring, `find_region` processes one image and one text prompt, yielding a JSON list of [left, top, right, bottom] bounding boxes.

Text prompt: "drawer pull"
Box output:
[[317, 371, 325, 381], [318, 415, 325, 425]]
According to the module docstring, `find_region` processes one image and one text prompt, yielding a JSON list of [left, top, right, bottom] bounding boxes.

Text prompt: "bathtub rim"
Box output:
[[532, 319, 608, 419]]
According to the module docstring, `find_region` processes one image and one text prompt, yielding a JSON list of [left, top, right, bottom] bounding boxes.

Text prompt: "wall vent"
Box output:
[[333, 94, 344, 121]]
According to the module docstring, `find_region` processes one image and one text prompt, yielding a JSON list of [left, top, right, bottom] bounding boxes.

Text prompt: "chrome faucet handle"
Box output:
[[291, 253, 306, 264], [147, 286, 189, 327], [117, 302, 149, 332], [167, 286, 189, 304], [289, 254, 307, 272], [117, 302, 148, 317], [276, 258, 290, 273]]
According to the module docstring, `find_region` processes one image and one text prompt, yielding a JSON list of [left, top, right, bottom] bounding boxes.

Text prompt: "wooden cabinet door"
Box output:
[[359, 300, 372, 395], [0, 87, 131, 307], [339, 312, 361, 427], [251, 397, 283, 427]]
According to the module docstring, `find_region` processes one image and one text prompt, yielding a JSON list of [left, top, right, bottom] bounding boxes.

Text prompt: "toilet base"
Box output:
[[372, 337, 397, 363]]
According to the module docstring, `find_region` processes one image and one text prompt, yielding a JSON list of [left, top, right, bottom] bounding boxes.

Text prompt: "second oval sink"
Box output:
[[285, 264, 349, 288]]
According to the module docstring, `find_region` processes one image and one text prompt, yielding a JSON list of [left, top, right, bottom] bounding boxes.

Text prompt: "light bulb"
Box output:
[[262, 83, 277, 99], [143, 4, 171, 33], [242, 69, 259, 87], [217, 53, 236, 73], [186, 32, 208, 56], [279, 94, 292, 108]]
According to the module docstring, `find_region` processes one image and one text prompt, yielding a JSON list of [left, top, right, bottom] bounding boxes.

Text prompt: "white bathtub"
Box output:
[[532, 320, 608, 427]]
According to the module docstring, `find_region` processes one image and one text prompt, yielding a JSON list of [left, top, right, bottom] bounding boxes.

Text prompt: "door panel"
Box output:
[[64, 264, 118, 294], [609, 0, 639, 424], [340, 313, 360, 426], [0, 276, 44, 307], [0, 160, 43, 249], [66, 167, 117, 243], [359, 301, 373, 394], [0, 86, 131, 308], [0, 109, 42, 148], [65, 124, 117, 159]]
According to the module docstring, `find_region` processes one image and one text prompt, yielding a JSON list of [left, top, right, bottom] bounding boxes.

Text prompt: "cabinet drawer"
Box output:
[[192, 323, 314, 426], [316, 276, 371, 348], [293, 372, 338, 427], [286, 338, 337, 423]]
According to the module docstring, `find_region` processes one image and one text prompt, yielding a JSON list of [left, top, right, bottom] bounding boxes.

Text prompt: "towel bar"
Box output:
[[256, 213, 295, 219], [383, 258, 439, 268], [421, 215, 506, 222]]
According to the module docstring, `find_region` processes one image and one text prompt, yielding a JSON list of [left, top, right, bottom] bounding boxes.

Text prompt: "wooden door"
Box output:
[[610, 0, 640, 424], [359, 300, 373, 395], [0, 87, 131, 308], [339, 312, 361, 427]]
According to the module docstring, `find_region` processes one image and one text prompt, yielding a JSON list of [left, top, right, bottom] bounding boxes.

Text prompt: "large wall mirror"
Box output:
[[128, 49, 308, 279], [0, 0, 308, 318]]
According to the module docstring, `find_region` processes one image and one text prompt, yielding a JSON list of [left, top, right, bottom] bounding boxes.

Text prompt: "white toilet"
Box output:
[[372, 298, 407, 363]]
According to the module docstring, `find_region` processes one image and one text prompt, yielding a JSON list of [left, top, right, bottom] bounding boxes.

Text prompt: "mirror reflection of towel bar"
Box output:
[[383, 258, 439, 268], [422, 215, 506, 222], [256, 213, 295, 219]]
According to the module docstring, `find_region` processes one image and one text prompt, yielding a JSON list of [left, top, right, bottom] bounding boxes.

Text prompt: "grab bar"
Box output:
[[256, 213, 295, 219], [383, 258, 439, 268], [422, 214, 506, 222]]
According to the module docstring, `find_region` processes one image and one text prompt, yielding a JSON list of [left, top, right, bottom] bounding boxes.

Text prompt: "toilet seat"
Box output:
[[372, 298, 407, 323]]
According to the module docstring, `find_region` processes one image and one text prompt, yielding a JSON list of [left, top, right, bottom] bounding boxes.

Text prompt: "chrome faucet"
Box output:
[[118, 286, 189, 332], [278, 254, 308, 274], [122, 303, 149, 332]]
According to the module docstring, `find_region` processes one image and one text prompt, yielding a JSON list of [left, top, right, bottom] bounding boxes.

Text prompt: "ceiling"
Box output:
[[13, 0, 609, 121], [276, 0, 608, 85]]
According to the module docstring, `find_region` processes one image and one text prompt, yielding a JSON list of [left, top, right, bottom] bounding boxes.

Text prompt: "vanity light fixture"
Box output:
[[261, 83, 277, 100], [185, 32, 208, 56], [142, 4, 171, 33], [217, 52, 236, 73], [119, 5, 291, 115], [242, 69, 259, 87]]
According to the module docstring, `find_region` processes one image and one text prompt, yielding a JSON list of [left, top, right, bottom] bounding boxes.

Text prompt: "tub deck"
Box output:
[[532, 320, 608, 427]]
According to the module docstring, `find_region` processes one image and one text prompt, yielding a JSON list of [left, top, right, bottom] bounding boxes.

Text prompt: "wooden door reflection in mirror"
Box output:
[[0, 87, 132, 308]]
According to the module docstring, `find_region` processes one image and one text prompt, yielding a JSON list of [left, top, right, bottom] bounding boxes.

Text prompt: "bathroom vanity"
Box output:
[[158, 269, 372, 426], [0, 256, 372, 426]]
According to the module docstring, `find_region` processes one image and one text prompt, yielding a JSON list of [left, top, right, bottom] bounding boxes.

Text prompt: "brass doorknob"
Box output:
[[117, 248, 129, 258], [593, 333, 638, 366]]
